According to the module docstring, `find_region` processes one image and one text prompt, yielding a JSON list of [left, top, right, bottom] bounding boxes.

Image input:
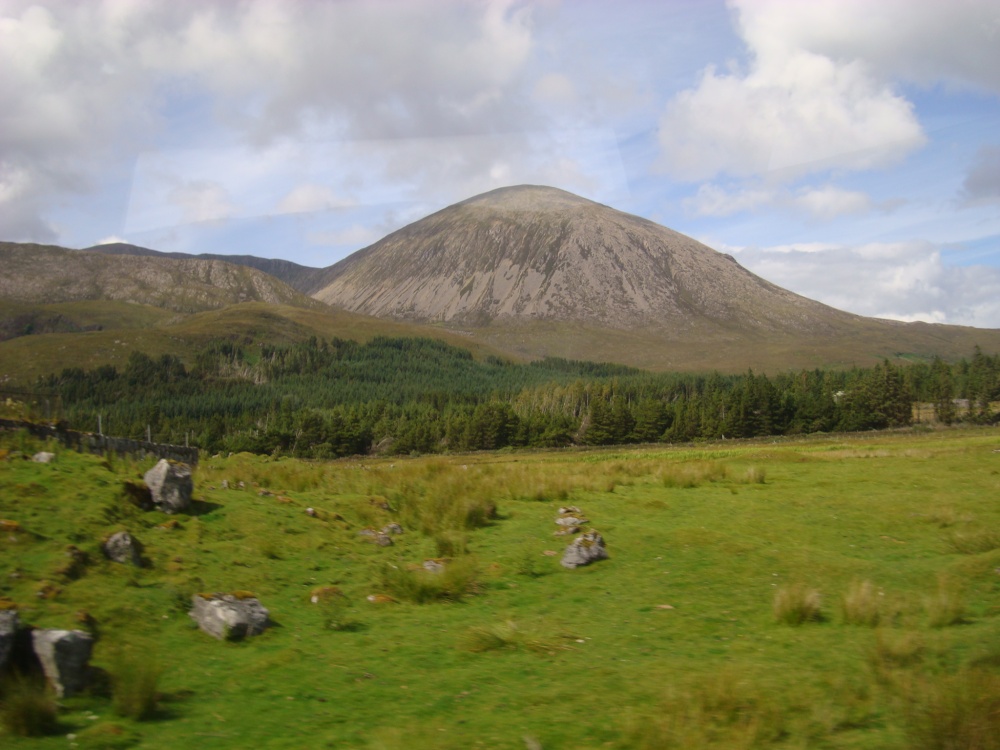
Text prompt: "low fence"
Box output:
[[0, 418, 199, 466]]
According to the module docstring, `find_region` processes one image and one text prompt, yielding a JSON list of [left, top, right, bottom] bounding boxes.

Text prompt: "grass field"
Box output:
[[1, 427, 999, 748]]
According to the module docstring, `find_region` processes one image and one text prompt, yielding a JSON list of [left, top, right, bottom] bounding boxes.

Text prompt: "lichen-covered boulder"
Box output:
[[0, 608, 18, 671], [143, 459, 193, 514], [561, 530, 609, 569], [102, 531, 143, 566], [31, 629, 94, 697], [189, 593, 270, 641]]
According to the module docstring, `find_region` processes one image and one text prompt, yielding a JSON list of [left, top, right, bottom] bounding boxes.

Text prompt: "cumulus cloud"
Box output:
[[0, 0, 541, 243], [657, 0, 1000, 183], [728, 240, 1000, 327]]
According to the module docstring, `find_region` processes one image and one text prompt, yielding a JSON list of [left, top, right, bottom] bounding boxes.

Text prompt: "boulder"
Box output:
[[189, 593, 270, 641], [31, 629, 94, 697], [0, 608, 17, 671], [143, 459, 193, 514], [32, 451, 56, 463], [556, 516, 588, 527], [102, 531, 143, 566], [561, 531, 609, 569], [382, 523, 404, 535]]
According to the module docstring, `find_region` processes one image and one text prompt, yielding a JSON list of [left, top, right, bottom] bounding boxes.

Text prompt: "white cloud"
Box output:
[[686, 183, 872, 219], [791, 186, 872, 220], [277, 184, 353, 215], [654, 0, 1000, 181], [0, 0, 541, 243], [733, 0, 1000, 95], [95, 234, 127, 245], [167, 180, 235, 224], [307, 225, 382, 248], [733, 240, 1000, 327]]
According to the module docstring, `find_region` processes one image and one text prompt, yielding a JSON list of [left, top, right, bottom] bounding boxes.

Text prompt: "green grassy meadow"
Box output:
[[2, 427, 999, 748]]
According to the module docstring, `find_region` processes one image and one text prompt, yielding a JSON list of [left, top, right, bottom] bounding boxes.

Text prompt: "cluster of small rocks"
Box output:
[[358, 522, 405, 547], [554, 506, 608, 569]]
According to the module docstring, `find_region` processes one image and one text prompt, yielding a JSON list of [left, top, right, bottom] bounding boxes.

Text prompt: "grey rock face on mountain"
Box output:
[[84, 242, 320, 293], [311, 185, 854, 333], [0, 242, 318, 313]]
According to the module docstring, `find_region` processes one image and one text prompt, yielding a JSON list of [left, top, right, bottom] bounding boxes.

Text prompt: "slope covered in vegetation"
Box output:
[[1, 428, 999, 748]]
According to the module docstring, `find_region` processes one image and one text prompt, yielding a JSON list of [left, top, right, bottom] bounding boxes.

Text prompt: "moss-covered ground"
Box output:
[[1, 427, 999, 748]]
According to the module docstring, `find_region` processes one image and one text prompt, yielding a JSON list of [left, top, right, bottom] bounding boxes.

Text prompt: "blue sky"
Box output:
[[3, 0, 1000, 326]]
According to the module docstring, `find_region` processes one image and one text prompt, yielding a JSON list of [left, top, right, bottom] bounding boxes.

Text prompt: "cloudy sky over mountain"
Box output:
[[3, 0, 1000, 326]]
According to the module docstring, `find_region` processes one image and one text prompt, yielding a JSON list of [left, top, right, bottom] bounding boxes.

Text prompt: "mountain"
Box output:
[[310, 185, 1000, 371], [83, 242, 319, 293], [0, 242, 318, 313]]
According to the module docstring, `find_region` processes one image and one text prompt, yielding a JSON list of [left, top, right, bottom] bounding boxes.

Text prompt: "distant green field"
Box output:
[[1, 427, 999, 748]]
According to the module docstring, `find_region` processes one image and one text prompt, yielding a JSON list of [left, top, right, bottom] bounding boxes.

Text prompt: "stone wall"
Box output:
[[0, 419, 199, 466]]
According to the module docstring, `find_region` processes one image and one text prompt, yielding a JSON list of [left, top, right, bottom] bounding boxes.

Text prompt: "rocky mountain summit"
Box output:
[[310, 185, 854, 333]]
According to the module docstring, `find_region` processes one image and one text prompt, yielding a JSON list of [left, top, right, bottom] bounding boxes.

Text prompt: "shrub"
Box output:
[[925, 576, 965, 628], [773, 583, 822, 625], [946, 528, 1000, 554], [377, 556, 480, 604], [842, 580, 882, 626], [618, 669, 786, 749], [111, 652, 162, 721], [902, 668, 1000, 750], [0, 674, 59, 737], [460, 620, 568, 654]]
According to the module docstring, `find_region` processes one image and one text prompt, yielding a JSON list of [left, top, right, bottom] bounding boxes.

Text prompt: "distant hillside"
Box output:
[[310, 185, 1000, 371], [0, 242, 318, 313], [83, 242, 320, 293]]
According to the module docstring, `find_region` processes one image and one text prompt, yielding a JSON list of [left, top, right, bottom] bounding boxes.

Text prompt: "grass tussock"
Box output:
[[946, 528, 1000, 554], [659, 460, 728, 489], [773, 583, 822, 625], [0, 674, 59, 737], [460, 619, 570, 654], [619, 669, 787, 749], [111, 650, 163, 721], [901, 668, 1000, 750], [377, 556, 481, 604], [925, 575, 966, 628], [842, 579, 883, 626], [868, 630, 926, 685]]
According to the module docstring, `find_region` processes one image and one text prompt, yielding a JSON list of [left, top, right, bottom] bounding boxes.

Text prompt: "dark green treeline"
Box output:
[[40, 337, 1000, 457]]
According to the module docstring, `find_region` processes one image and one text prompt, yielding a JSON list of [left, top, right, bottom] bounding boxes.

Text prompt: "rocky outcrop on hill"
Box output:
[[0, 242, 319, 313]]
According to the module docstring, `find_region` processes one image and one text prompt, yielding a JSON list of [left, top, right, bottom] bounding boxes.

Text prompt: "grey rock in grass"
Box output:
[[555, 515, 588, 527], [422, 559, 446, 573], [189, 593, 270, 641], [0, 608, 18, 671], [374, 532, 393, 547], [382, 522, 404, 535], [143, 459, 193, 514], [31, 629, 94, 697], [32, 451, 56, 463], [561, 531, 608, 569], [102, 531, 143, 566]]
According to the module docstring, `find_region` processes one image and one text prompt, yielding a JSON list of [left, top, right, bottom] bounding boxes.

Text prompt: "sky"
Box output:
[[3, 0, 1000, 328]]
